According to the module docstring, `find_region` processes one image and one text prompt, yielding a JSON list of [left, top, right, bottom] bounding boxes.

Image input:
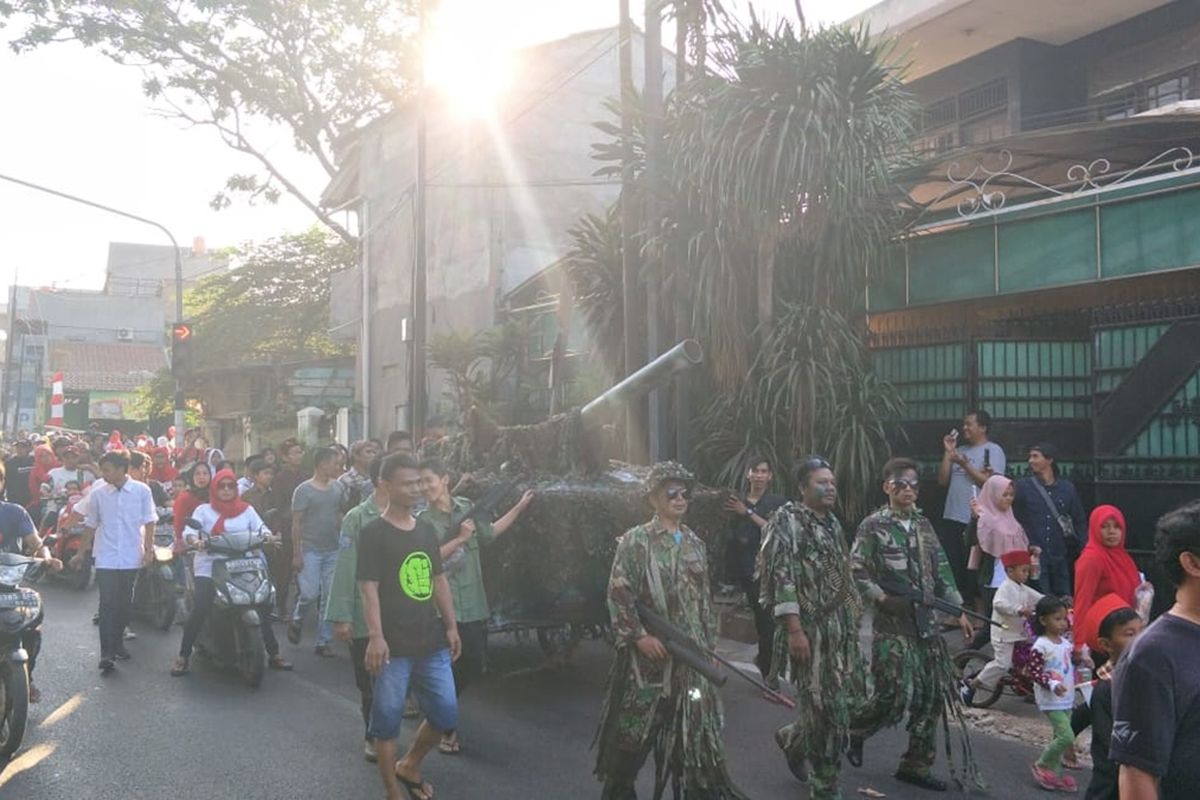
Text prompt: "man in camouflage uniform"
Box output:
[[595, 462, 748, 800], [759, 456, 864, 799], [846, 457, 979, 793]]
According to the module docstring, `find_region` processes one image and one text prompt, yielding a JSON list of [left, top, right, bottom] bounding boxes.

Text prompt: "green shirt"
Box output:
[[417, 496, 495, 624], [323, 494, 382, 638]]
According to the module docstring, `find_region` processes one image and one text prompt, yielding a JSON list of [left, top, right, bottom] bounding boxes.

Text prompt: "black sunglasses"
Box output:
[[889, 477, 920, 492], [665, 487, 692, 501]]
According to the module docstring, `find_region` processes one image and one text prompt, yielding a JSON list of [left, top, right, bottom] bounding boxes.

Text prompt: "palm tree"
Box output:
[[568, 16, 913, 517]]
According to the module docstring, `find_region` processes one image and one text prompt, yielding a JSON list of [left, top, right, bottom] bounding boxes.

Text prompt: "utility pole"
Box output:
[[673, 4, 692, 462], [411, 0, 429, 439], [644, 0, 665, 461], [0, 172, 186, 440], [618, 0, 645, 462]]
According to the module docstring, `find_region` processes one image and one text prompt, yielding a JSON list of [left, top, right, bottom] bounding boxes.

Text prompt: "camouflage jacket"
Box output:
[[759, 502, 862, 626], [607, 516, 715, 676], [851, 505, 963, 639]]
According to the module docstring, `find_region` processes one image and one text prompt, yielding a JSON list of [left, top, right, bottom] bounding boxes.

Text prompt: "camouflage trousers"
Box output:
[[849, 632, 943, 776]]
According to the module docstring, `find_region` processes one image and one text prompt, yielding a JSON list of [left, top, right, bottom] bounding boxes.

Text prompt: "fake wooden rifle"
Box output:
[[876, 574, 1004, 630], [635, 600, 795, 709]]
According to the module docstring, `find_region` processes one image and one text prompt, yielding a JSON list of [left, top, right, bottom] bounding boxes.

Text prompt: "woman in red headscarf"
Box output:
[[1072, 505, 1149, 654], [27, 444, 59, 515], [149, 447, 179, 484], [171, 468, 291, 675]]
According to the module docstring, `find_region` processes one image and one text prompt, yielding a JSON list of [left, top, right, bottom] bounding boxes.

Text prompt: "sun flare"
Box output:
[[424, 1, 516, 117]]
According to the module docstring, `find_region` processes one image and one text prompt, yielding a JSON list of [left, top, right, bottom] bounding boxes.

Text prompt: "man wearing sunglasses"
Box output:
[[595, 461, 748, 800], [759, 456, 863, 798], [847, 458, 978, 793]]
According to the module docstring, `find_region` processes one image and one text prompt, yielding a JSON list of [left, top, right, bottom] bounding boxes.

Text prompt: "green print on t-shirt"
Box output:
[[399, 552, 433, 601]]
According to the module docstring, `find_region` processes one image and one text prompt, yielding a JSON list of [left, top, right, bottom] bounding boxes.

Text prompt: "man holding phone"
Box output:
[[937, 410, 1006, 604]]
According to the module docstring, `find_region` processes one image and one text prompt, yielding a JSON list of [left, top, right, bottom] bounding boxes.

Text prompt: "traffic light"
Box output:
[[172, 322, 194, 379]]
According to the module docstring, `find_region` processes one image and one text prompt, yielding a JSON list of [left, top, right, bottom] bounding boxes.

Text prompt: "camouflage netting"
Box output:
[[422, 408, 608, 476], [421, 409, 734, 628], [458, 466, 732, 628]]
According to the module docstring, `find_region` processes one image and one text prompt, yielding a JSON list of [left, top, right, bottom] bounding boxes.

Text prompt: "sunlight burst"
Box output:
[[424, 1, 515, 117]]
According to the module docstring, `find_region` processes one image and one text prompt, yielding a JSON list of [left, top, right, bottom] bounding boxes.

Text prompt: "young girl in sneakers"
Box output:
[[1029, 595, 1082, 792]]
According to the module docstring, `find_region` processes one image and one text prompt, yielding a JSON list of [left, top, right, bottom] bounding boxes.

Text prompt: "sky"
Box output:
[[0, 0, 877, 292]]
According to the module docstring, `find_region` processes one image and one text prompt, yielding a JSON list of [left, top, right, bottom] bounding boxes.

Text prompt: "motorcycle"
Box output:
[[0, 553, 46, 759], [183, 518, 276, 688], [131, 511, 180, 630], [46, 493, 91, 591]]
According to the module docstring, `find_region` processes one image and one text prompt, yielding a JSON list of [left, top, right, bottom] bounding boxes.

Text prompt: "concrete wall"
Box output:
[[353, 28, 672, 435], [16, 288, 165, 345]]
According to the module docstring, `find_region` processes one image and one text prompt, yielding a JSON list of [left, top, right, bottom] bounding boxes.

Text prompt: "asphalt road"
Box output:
[[1, 582, 1085, 799]]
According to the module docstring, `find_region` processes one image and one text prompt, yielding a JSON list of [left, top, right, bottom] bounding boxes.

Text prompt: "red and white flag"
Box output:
[[49, 371, 64, 427]]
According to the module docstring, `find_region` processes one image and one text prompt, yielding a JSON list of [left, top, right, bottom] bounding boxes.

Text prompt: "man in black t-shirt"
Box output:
[[4, 439, 34, 507], [722, 455, 786, 680], [1111, 500, 1200, 800], [358, 452, 461, 800]]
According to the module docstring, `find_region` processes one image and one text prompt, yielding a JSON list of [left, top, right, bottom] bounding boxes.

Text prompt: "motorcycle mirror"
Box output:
[[185, 518, 202, 530]]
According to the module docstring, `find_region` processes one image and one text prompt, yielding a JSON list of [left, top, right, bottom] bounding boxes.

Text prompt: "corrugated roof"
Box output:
[[45, 341, 167, 392]]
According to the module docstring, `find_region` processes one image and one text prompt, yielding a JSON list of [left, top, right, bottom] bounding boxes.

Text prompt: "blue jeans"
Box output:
[[368, 648, 458, 741], [292, 549, 337, 646]]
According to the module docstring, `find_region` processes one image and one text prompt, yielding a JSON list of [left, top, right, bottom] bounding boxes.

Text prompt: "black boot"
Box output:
[[846, 735, 864, 768], [895, 770, 948, 792]]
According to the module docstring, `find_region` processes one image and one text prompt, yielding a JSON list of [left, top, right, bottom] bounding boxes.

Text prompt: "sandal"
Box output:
[[1062, 746, 1082, 770], [438, 734, 461, 755], [395, 772, 434, 800], [28, 684, 42, 704], [170, 657, 190, 677], [269, 655, 294, 671], [1030, 763, 1058, 791]]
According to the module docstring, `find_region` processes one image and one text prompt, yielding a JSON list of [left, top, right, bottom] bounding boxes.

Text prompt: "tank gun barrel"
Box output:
[[580, 339, 703, 427]]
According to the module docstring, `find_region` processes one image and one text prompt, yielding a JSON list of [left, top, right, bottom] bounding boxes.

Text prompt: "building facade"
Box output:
[[323, 27, 670, 436], [858, 0, 1200, 548]]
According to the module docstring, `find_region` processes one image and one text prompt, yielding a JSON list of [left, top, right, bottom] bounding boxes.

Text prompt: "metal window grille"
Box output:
[[958, 78, 1008, 120]]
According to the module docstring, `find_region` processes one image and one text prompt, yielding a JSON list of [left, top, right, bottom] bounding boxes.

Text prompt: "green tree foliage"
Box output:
[[186, 228, 354, 369], [2, 0, 416, 241], [570, 18, 913, 519]]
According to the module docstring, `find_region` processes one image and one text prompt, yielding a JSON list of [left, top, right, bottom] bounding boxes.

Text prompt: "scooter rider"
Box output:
[[171, 469, 293, 675], [0, 462, 63, 703]]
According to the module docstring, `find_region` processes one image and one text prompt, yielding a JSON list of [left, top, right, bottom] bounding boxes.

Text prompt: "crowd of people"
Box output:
[[686, 409, 1197, 800], [2, 412, 1199, 800], [0, 424, 539, 800]]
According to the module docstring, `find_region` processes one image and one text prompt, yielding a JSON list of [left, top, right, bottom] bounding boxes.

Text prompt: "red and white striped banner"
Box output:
[[49, 371, 65, 427]]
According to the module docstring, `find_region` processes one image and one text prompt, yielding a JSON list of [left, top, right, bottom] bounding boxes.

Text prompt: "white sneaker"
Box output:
[[363, 739, 378, 763], [123, 627, 137, 641]]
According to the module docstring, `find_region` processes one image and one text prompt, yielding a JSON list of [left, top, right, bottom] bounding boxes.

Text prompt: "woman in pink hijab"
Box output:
[[968, 475, 1033, 646], [976, 475, 1031, 568]]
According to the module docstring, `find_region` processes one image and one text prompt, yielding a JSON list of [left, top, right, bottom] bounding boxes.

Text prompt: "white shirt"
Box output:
[[990, 577, 1043, 643], [47, 466, 95, 495], [943, 441, 1008, 523], [84, 478, 157, 570], [72, 478, 108, 520], [187, 504, 268, 579]]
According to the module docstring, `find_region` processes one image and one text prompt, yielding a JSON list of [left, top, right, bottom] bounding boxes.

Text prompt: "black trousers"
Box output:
[[349, 636, 374, 738], [452, 620, 487, 697], [740, 578, 774, 678], [96, 568, 138, 659], [935, 520, 975, 604], [179, 576, 279, 659]]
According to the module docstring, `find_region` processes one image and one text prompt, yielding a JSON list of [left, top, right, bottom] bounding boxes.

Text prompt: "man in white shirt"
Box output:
[[937, 409, 1007, 605], [45, 445, 97, 497], [70, 450, 157, 673]]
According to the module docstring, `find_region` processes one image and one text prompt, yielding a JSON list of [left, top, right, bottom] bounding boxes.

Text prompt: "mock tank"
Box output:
[[421, 340, 730, 640]]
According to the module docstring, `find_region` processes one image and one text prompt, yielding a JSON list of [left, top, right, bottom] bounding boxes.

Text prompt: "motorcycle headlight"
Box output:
[[253, 581, 272, 604], [226, 585, 251, 605], [154, 546, 174, 563]]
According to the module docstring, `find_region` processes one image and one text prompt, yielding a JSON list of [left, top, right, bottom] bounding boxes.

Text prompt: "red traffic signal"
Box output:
[[172, 323, 193, 342]]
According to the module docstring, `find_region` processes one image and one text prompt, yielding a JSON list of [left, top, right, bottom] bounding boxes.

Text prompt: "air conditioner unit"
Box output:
[[116, 328, 134, 341]]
